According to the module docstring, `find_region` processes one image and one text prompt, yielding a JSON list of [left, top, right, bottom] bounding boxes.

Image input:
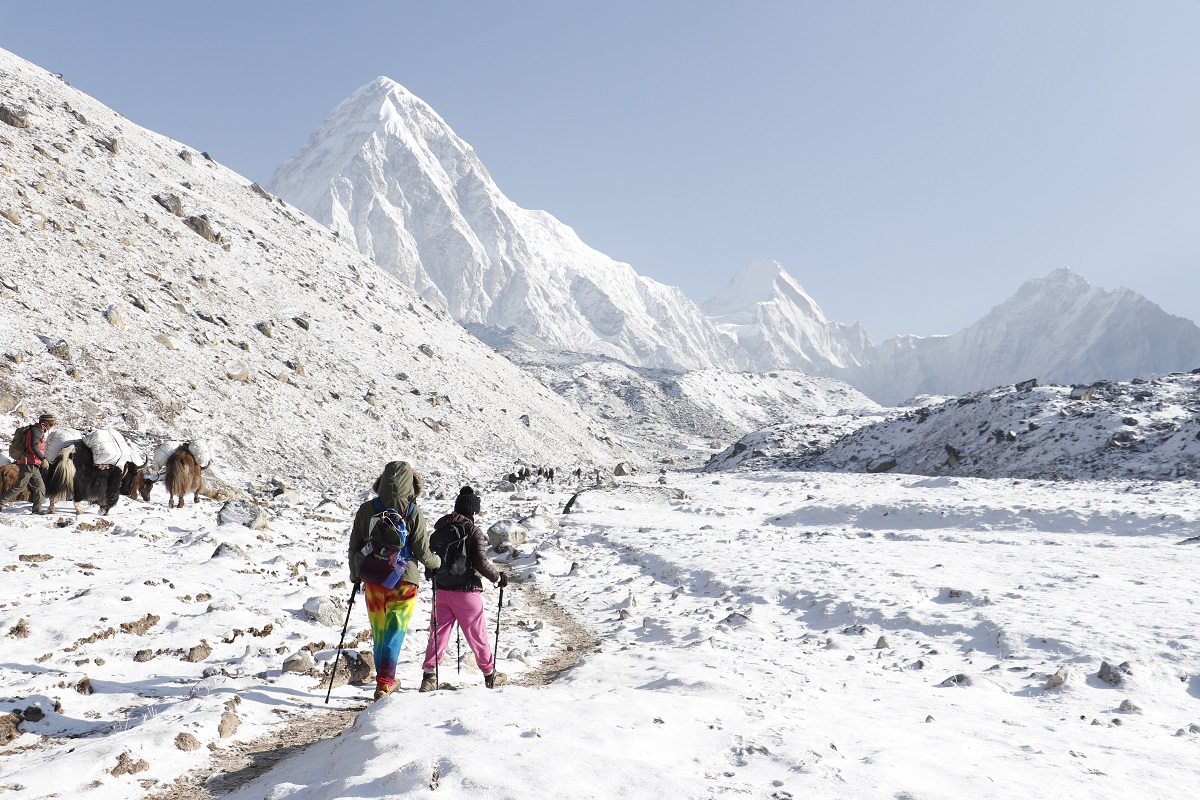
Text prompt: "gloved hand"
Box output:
[[497, 573, 508, 588]]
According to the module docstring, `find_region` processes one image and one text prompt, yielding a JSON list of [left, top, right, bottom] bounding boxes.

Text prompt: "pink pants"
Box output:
[[422, 589, 495, 675]]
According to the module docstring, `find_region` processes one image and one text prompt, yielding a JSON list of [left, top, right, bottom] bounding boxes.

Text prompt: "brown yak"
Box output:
[[164, 446, 203, 508]]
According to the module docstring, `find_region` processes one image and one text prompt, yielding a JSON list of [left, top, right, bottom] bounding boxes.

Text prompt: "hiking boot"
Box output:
[[484, 671, 507, 689], [373, 682, 396, 701], [419, 672, 437, 693]]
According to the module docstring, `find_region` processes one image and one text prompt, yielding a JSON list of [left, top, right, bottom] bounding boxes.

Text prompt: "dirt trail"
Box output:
[[145, 583, 595, 799]]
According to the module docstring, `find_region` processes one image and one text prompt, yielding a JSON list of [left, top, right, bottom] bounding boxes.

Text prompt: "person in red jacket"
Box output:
[[419, 486, 508, 691], [1, 413, 55, 514]]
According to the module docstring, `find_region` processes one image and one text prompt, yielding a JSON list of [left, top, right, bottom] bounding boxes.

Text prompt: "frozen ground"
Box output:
[[4, 469, 1199, 799]]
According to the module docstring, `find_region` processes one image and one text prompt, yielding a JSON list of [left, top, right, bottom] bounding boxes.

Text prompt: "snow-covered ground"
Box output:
[[5, 470, 1199, 799]]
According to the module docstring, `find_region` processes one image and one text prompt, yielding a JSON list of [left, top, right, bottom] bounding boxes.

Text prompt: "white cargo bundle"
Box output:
[[187, 440, 212, 469], [152, 440, 185, 470], [83, 429, 143, 468], [44, 427, 83, 464]]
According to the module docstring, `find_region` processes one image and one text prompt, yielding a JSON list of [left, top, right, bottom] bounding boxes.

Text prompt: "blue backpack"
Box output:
[[356, 499, 414, 588]]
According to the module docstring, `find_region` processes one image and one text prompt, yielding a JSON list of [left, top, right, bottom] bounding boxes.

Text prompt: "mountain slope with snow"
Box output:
[[0, 49, 630, 489], [268, 78, 744, 372], [709, 371, 1200, 481], [839, 268, 1200, 404]]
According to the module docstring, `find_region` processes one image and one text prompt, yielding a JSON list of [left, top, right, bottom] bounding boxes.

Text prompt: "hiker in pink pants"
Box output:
[[420, 486, 508, 690]]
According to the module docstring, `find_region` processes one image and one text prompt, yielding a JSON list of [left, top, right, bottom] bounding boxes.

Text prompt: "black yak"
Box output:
[[45, 444, 123, 515]]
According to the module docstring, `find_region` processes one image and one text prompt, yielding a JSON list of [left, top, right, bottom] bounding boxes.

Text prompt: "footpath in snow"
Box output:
[[3, 471, 1200, 799]]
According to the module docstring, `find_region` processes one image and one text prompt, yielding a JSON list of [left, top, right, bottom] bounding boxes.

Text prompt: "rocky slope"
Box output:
[[0, 48, 632, 490], [709, 371, 1200, 481]]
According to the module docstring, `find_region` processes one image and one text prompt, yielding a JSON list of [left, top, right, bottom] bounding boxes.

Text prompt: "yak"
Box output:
[[45, 443, 123, 515], [121, 463, 156, 502], [0, 463, 31, 502], [164, 446, 203, 508]]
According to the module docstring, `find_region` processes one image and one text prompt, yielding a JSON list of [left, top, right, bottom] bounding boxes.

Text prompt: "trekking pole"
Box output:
[[431, 579, 439, 691], [325, 580, 359, 704], [493, 582, 504, 663], [456, 627, 461, 675]]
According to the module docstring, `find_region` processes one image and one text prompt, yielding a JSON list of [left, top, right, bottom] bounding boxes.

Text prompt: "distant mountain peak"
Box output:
[[269, 79, 744, 371]]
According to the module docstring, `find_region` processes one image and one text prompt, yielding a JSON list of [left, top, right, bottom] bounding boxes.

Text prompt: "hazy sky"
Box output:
[[5, 1, 1198, 340]]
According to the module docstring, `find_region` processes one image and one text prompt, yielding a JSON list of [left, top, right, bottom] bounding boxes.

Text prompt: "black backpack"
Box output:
[[429, 520, 473, 589]]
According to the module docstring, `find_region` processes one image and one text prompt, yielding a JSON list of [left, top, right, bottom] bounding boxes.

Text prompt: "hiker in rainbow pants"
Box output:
[[348, 461, 441, 699]]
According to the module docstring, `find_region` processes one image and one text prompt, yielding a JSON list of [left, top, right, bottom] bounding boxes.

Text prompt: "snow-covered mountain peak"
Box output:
[[701, 259, 820, 319], [269, 80, 743, 371], [700, 260, 870, 372]]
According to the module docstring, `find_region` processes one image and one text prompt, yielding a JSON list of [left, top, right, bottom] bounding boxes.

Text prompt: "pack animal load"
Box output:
[[83, 429, 143, 468], [152, 440, 185, 471], [44, 427, 83, 465], [429, 520, 473, 589], [186, 440, 212, 469], [356, 501, 414, 589], [152, 439, 212, 471]]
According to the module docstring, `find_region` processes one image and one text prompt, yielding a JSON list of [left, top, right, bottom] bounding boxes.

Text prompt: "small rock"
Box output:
[[302, 596, 342, 628], [925, 715, 935, 723], [0, 104, 30, 128], [46, 340, 72, 362], [1045, 667, 1070, 689], [940, 674, 971, 687], [153, 192, 184, 216], [75, 676, 94, 695], [867, 456, 897, 474], [1118, 699, 1141, 713], [184, 214, 222, 243], [0, 714, 20, 745], [184, 640, 212, 663], [110, 752, 149, 776], [218, 711, 240, 738], [218, 499, 268, 530], [133, 649, 154, 662], [211, 541, 250, 560], [282, 649, 315, 674], [875, 636, 890, 649], [175, 732, 202, 751], [1098, 661, 1131, 686]]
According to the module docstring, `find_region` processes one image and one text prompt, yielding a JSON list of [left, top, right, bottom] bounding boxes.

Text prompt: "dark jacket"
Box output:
[[432, 511, 500, 592], [348, 461, 440, 584]]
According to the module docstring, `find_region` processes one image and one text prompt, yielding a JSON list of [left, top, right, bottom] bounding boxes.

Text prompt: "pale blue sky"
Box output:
[[5, 1, 1198, 340]]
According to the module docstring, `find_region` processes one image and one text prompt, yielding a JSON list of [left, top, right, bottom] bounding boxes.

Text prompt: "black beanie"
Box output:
[[454, 486, 481, 516]]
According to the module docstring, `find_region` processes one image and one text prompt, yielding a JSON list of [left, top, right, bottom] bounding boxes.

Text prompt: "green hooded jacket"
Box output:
[[348, 461, 440, 584]]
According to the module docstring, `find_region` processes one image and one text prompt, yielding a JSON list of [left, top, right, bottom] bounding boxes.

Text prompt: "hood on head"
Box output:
[[377, 460, 419, 509]]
